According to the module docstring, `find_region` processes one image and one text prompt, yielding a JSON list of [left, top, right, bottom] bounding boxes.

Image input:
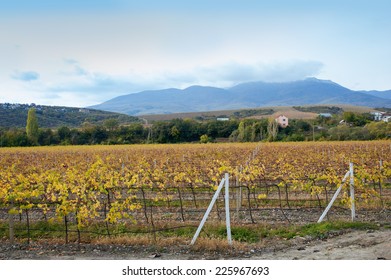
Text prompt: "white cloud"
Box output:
[[11, 70, 40, 81], [1, 0, 391, 109], [1, 57, 325, 107], [192, 60, 324, 86], [149, 60, 324, 90]]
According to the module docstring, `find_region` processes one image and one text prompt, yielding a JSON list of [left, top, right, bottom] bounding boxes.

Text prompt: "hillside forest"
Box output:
[[0, 106, 390, 147]]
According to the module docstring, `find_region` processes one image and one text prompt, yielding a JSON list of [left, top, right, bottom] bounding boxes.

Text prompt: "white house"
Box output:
[[382, 115, 391, 122], [370, 112, 391, 122], [79, 108, 90, 113], [370, 112, 384, 121], [275, 115, 288, 128]]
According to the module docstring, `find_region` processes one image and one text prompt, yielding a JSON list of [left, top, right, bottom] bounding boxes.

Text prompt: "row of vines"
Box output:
[[0, 141, 390, 242]]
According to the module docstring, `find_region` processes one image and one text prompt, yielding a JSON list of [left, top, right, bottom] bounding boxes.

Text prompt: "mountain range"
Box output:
[[89, 78, 391, 116]]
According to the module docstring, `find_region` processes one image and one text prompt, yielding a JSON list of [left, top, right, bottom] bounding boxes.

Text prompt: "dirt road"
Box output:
[[253, 229, 390, 260]]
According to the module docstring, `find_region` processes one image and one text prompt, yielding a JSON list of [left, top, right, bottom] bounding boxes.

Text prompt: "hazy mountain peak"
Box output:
[[89, 79, 391, 115]]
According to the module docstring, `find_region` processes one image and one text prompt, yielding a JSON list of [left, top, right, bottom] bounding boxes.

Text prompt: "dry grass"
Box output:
[[141, 104, 375, 121], [91, 234, 250, 253], [92, 235, 187, 247], [270, 107, 318, 119]]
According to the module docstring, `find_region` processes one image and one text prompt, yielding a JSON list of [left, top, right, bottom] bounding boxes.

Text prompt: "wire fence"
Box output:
[[1, 174, 390, 244]]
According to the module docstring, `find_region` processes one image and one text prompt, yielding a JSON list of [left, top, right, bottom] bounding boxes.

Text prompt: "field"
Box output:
[[0, 141, 390, 259], [140, 104, 375, 121]]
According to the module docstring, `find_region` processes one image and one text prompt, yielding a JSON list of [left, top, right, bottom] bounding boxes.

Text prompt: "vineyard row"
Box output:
[[1, 142, 390, 243]]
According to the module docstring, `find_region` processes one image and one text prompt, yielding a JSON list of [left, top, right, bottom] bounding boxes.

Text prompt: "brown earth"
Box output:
[[0, 227, 389, 260]]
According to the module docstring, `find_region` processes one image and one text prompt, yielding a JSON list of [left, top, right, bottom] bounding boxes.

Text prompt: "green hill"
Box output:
[[0, 103, 140, 129]]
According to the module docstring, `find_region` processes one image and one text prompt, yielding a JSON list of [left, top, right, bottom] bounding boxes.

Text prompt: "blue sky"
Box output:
[[1, 0, 390, 107]]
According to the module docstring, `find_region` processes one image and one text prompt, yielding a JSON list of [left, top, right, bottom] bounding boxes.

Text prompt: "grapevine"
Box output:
[[0, 141, 390, 242]]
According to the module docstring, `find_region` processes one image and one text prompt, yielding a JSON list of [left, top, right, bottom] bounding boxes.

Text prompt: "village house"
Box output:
[[383, 115, 391, 122], [216, 117, 229, 121], [275, 115, 289, 128], [371, 112, 384, 121], [79, 108, 90, 113], [370, 112, 391, 122], [319, 113, 332, 118]]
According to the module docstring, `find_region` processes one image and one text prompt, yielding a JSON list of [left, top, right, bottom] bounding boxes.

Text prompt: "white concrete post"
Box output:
[[318, 171, 350, 223], [190, 178, 225, 245], [350, 162, 355, 221], [236, 166, 240, 219], [225, 173, 232, 245]]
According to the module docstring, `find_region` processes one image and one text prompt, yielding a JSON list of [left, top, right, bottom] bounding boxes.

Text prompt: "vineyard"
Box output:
[[0, 141, 390, 245]]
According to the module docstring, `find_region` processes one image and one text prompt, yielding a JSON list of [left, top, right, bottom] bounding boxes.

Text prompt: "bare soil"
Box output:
[[253, 228, 390, 260], [0, 227, 389, 260], [1, 207, 389, 260]]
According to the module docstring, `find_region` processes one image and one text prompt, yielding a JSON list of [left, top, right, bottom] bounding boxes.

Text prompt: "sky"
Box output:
[[0, 0, 390, 107]]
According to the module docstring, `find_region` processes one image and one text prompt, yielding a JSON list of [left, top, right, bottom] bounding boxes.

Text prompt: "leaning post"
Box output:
[[190, 178, 225, 245]]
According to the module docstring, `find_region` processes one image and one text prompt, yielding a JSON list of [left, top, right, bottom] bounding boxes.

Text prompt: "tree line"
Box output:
[[0, 109, 390, 147]]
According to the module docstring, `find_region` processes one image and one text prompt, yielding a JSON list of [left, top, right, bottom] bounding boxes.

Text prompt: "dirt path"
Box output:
[[1, 228, 389, 260], [253, 229, 390, 260]]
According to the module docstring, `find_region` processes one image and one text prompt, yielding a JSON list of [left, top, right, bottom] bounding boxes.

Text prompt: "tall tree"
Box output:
[[26, 108, 39, 145], [267, 118, 278, 141], [104, 118, 119, 132]]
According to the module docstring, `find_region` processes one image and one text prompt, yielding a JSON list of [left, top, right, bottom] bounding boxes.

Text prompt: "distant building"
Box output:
[[370, 112, 391, 122], [275, 115, 288, 128], [217, 117, 229, 121], [319, 113, 332, 118], [371, 112, 384, 121], [382, 115, 391, 122]]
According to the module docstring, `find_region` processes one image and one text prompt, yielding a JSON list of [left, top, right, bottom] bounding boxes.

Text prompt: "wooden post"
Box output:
[[140, 187, 149, 224], [237, 165, 243, 220], [64, 215, 69, 244], [26, 209, 30, 245], [8, 201, 14, 244], [350, 162, 355, 221], [225, 173, 232, 245]]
